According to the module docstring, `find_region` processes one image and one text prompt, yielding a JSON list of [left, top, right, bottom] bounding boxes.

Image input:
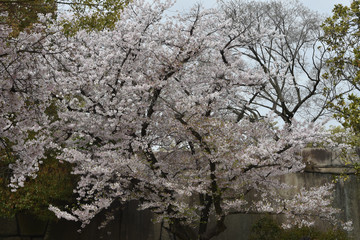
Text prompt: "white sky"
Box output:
[[169, 0, 352, 15]]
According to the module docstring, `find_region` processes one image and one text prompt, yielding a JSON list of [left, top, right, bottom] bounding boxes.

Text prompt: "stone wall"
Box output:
[[0, 201, 156, 240], [213, 148, 360, 240], [1, 148, 359, 240]]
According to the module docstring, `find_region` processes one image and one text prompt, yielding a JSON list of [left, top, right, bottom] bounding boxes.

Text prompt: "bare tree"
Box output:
[[220, 0, 345, 124]]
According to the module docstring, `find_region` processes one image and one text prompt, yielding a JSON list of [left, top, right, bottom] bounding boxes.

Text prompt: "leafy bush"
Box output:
[[249, 217, 282, 240], [0, 149, 77, 221], [249, 217, 351, 240]]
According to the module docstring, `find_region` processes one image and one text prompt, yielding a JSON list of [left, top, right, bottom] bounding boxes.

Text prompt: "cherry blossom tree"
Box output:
[[0, 0, 351, 239], [0, 15, 63, 190]]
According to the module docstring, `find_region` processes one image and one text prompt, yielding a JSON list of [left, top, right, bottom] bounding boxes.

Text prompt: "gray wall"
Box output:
[[1, 148, 359, 240]]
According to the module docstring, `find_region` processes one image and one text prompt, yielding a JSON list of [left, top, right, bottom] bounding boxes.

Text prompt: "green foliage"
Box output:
[[328, 94, 360, 133], [323, 1, 360, 177], [0, 0, 57, 36], [327, 126, 360, 179], [249, 217, 351, 240], [0, 148, 77, 221], [44, 100, 61, 123], [61, 0, 132, 36], [0, 0, 131, 37], [249, 217, 282, 240], [328, 126, 360, 149], [322, 1, 360, 134], [322, 1, 360, 79]]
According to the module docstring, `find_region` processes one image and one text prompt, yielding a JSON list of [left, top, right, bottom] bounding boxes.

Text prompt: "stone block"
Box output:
[[120, 201, 154, 240], [43, 219, 81, 240], [330, 150, 348, 166], [0, 237, 22, 240], [312, 167, 356, 174], [16, 215, 47, 236], [302, 148, 332, 167]]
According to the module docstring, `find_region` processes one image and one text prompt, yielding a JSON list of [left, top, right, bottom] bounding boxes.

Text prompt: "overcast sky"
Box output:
[[168, 0, 352, 15]]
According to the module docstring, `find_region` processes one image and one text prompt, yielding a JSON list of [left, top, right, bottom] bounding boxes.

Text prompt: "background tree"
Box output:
[[321, 0, 360, 177], [0, 0, 57, 36], [322, 0, 360, 133], [59, 0, 131, 35], [219, 0, 346, 124], [0, 0, 130, 36]]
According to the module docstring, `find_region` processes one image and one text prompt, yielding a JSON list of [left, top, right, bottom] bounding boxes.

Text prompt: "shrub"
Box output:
[[249, 217, 351, 240], [0, 149, 77, 221]]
